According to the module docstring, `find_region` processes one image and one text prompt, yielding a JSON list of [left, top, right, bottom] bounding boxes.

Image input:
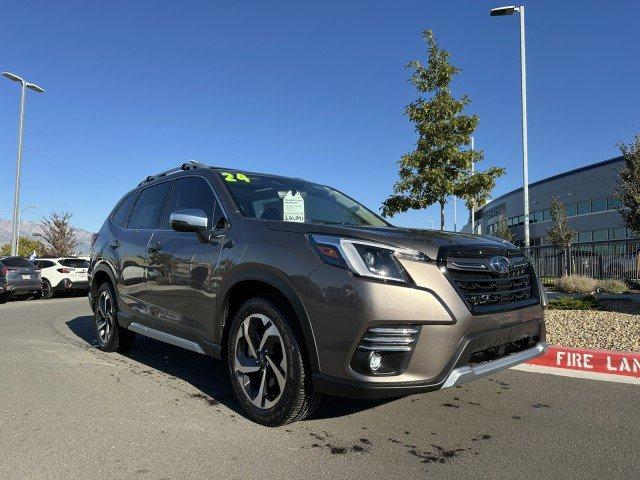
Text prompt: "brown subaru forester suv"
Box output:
[[88, 161, 547, 425]]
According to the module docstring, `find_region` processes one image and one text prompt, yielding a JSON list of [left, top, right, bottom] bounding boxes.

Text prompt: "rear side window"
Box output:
[[128, 182, 171, 230], [59, 259, 90, 268], [1, 257, 37, 268], [162, 177, 220, 229], [34, 260, 55, 269], [111, 191, 140, 228]]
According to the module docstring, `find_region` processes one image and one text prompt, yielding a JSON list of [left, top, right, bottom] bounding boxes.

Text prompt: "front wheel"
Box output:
[[227, 298, 322, 426]]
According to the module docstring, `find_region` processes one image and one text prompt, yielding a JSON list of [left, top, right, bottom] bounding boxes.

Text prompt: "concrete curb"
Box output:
[[525, 345, 640, 378]]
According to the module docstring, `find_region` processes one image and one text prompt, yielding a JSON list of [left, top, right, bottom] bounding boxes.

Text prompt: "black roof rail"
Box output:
[[137, 160, 209, 186]]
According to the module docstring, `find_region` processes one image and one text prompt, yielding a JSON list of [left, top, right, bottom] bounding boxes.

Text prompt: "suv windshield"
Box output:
[[217, 170, 389, 227]]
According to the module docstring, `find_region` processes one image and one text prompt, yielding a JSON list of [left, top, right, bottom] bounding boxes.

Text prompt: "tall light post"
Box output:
[[16, 204, 37, 254], [453, 197, 457, 232], [425, 218, 435, 229], [470, 136, 475, 233], [2, 71, 45, 256], [490, 5, 530, 252]]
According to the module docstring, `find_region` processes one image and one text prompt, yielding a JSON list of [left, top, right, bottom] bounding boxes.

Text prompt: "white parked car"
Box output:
[[32, 257, 90, 299]]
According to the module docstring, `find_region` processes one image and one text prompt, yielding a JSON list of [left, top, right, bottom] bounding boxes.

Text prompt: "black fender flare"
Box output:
[[216, 264, 320, 372], [89, 259, 119, 309]]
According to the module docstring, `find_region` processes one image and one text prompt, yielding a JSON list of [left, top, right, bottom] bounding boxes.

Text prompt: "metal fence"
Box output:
[[528, 239, 640, 280]]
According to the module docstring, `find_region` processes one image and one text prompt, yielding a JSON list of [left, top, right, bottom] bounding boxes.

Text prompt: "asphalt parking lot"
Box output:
[[1, 297, 638, 479]]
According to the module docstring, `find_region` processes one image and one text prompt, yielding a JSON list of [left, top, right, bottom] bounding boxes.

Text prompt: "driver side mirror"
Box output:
[[170, 209, 209, 235]]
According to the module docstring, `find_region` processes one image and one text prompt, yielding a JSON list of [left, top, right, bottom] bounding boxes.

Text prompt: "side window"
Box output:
[[111, 191, 140, 228], [128, 182, 172, 230], [163, 177, 222, 229]]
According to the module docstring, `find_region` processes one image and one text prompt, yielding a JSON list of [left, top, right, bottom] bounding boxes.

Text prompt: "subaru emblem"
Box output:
[[489, 256, 510, 274]]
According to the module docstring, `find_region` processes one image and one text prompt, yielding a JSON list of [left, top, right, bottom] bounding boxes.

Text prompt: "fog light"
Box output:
[[368, 351, 382, 372]]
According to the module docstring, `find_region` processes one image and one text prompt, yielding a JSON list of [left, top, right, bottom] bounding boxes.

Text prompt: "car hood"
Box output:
[[265, 221, 517, 259]]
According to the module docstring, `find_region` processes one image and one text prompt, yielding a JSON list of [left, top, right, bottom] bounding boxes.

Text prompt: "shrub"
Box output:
[[597, 279, 629, 294], [548, 295, 601, 310], [626, 279, 640, 291], [554, 275, 597, 295]]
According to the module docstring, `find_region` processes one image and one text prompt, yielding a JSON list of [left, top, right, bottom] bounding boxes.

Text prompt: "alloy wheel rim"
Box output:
[[233, 313, 288, 409], [42, 282, 50, 297], [96, 290, 114, 343]]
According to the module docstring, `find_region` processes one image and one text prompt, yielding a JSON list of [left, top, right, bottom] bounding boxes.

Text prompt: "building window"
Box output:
[[577, 201, 591, 215], [591, 198, 607, 213], [566, 203, 578, 216], [533, 211, 544, 223], [607, 197, 622, 210], [578, 231, 592, 243], [593, 229, 608, 241]]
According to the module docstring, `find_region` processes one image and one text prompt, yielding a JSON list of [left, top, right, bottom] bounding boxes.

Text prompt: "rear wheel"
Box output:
[[227, 298, 322, 426], [41, 279, 54, 299], [94, 282, 136, 352]]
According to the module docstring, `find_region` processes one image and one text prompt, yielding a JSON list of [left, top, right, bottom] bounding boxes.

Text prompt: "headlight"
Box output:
[[309, 234, 429, 283]]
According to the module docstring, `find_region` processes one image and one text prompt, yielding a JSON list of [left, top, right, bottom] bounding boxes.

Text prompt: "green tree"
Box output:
[[0, 237, 46, 258], [546, 197, 576, 275], [38, 211, 79, 257], [493, 213, 514, 243], [614, 134, 640, 236], [382, 29, 505, 230]]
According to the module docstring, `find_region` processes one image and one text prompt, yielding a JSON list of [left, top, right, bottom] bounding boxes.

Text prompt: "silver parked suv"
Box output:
[[88, 161, 547, 425]]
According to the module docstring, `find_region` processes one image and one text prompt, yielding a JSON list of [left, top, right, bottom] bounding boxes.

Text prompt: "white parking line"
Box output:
[[512, 363, 640, 385]]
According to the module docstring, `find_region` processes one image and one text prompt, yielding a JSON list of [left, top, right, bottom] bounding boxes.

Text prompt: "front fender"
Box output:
[[216, 263, 320, 372]]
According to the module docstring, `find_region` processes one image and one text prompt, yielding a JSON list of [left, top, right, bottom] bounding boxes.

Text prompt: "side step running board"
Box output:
[[127, 322, 205, 354]]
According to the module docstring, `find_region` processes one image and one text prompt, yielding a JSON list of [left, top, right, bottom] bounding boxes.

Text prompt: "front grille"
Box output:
[[441, 247, 539, 314]]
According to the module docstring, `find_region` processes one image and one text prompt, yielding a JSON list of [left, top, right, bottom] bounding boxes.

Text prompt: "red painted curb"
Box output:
[[526, 345, 640, 378]]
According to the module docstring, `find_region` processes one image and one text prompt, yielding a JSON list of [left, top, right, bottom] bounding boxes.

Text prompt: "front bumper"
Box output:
[[304, 260, 545, 398], [313, 320, 546, 398]]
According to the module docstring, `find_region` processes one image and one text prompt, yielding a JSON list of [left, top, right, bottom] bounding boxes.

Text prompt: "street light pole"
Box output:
[[2, 72, 45, 256], [490, 5, 530, 252], [518, 6, 530, 253], [470, 136, 475, 233], [453, 197, 457, 232], [16, 204, 37, 254]]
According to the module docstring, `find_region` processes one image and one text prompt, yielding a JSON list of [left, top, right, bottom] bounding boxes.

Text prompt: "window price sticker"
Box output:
[[283, 191, 305, 223]]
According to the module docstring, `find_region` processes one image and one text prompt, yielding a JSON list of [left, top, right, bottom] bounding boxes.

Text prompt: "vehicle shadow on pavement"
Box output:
[[65, 316, 390, 421]]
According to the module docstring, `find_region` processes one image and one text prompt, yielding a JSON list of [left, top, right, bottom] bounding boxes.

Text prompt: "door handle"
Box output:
[[148, 241, 163, 253], [109, 240, 120, 249]]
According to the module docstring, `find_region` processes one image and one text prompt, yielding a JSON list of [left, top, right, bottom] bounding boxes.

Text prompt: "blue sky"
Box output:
[[1, 0, 638, 232]]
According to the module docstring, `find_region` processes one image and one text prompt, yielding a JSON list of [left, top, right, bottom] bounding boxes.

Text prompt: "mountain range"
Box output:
[[0, 219, 94, 256]]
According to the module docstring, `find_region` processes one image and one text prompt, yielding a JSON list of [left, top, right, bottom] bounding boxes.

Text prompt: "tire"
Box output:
[[41, 280, 54, 299], [93, 282, 136, 352], [227, 297, 322, 426]]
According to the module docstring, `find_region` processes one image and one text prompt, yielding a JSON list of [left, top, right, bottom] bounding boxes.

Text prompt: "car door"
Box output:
[[113, 182, 171, 318], [145, 175, 227, 339]]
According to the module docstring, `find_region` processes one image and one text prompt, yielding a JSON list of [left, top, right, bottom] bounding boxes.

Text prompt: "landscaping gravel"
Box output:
[[545, 300, 640, 352]]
